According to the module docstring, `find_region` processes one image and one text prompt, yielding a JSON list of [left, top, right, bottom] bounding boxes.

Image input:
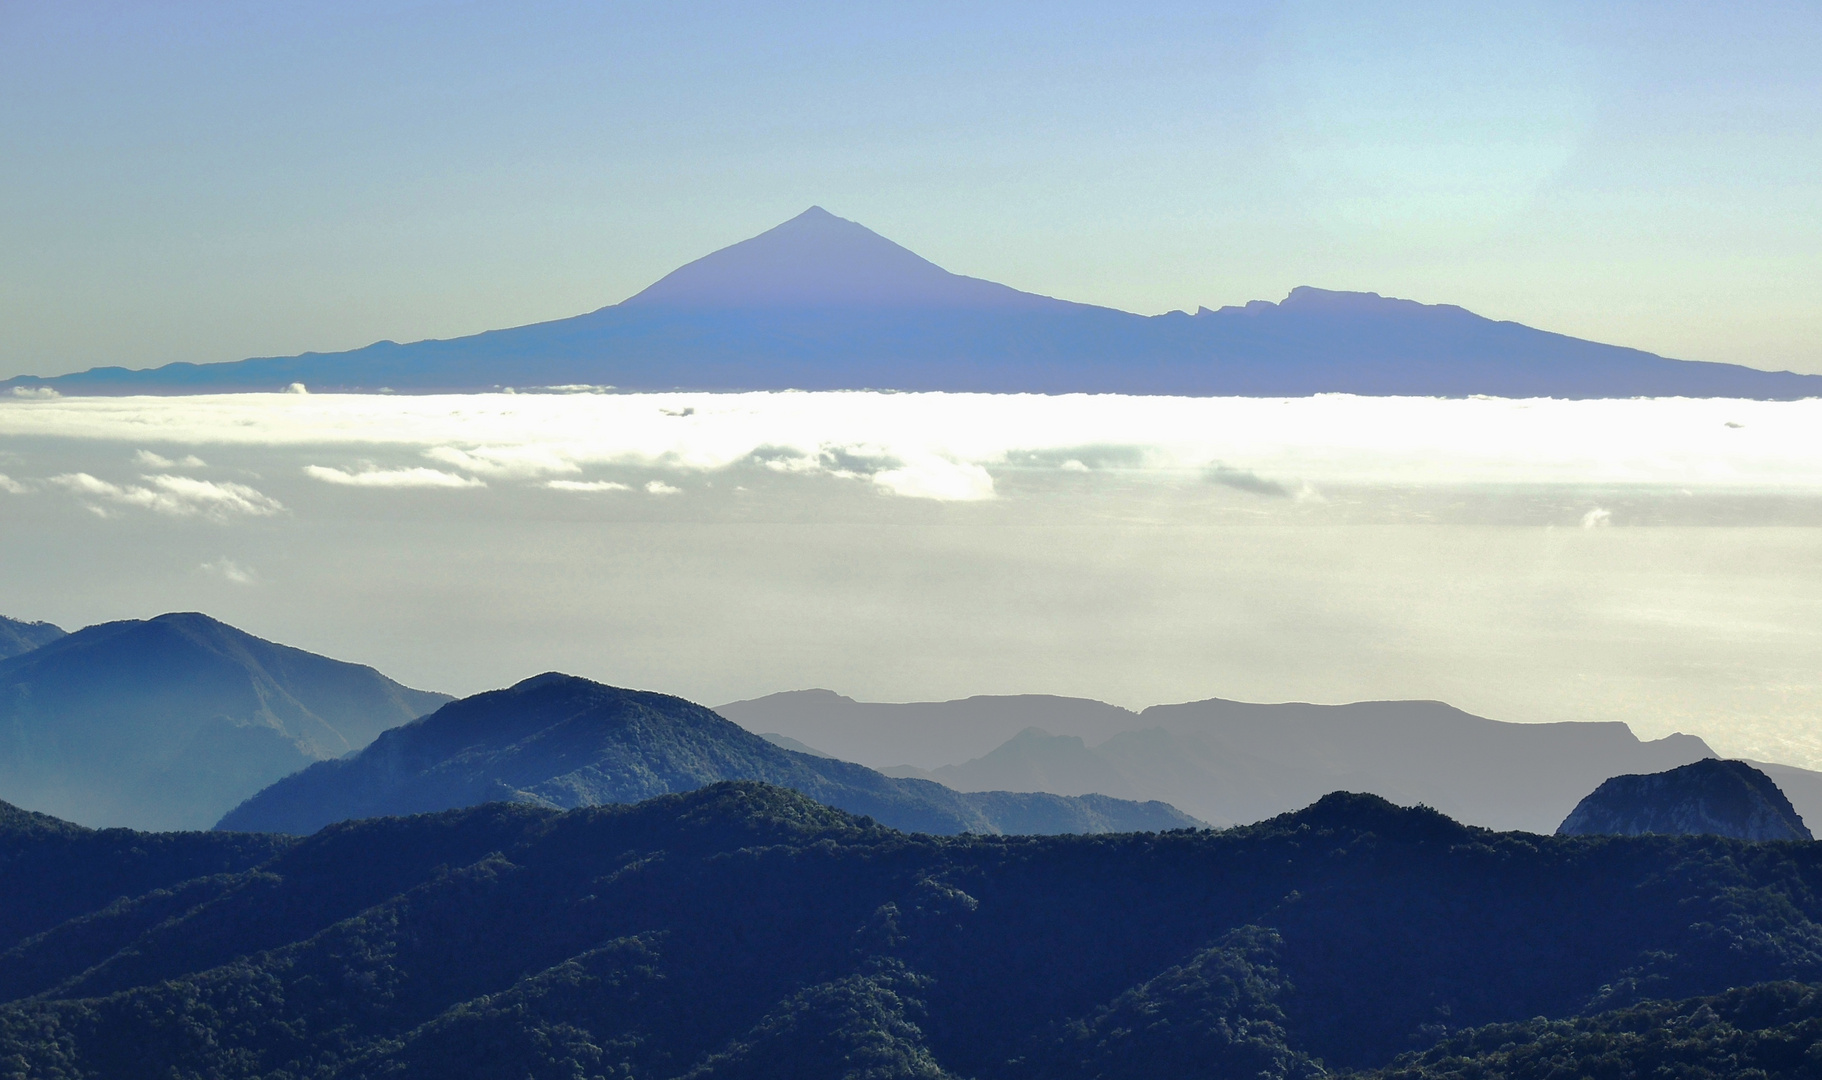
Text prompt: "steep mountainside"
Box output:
[[1558, 758, 1813, 840], [0, 613, 451, 831], [0, 614, 63, 660], [217, 674, 1196, 836], [7, 784, 1822, 1078], [737, 691, 1724, 832], [10, 208, 1817, 399]]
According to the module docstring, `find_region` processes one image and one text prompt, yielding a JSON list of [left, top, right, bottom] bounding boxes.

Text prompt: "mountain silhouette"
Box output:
[[216, 673, 1199, 836], [10, 783, 1822, 1077], [1557, 758, 1813, 840], [623, 206, 1069, 312], [10, 207, 1818, 398], [727, 690, 1746, 833], [0, 613, 451, 831], [0, 614, 63, 660]]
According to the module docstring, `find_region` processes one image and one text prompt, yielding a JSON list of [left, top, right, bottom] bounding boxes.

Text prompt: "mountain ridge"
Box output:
[[217, 673, 1199, 836], [723, 689, 1761, 832], [0, 612, 451, 830], [6, 783, 1822, 1077], [8, 207, 1817, 399], [0, 614, 64, 660]]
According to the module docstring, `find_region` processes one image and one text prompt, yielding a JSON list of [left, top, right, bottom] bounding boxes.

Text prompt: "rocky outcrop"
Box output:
[[1557, 759, 1812, 841]]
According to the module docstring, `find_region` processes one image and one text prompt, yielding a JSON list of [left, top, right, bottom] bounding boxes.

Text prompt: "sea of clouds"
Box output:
[[5, 390, 1821, 771], [1, 391, 1816, 517]]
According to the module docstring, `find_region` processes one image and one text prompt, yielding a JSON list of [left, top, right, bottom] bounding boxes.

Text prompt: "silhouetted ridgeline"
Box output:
[[0, 614, 63, 660], [725, 690, 1737, 832], [9, 208, 1818, 398], [1559, 758, 1813, 841], [0, 612, 451, 831], [217, 673, 1197, 836], [5, 784, 1822, 1078]]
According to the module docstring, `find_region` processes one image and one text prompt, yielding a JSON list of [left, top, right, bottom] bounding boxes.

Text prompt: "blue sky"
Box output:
[[2, 1, 1817, 376]]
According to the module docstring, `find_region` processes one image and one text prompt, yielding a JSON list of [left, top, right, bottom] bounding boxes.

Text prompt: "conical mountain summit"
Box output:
[[624, 206, 1070, 311], [8, 207, 1818, 398]]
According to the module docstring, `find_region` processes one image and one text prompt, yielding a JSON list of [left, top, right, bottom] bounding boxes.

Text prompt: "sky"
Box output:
[[2, 1, 1819, 378]]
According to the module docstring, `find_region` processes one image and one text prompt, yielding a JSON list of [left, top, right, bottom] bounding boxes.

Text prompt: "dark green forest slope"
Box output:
[[218, 673, 1198, 836], [4, 783, 1822, 1078]]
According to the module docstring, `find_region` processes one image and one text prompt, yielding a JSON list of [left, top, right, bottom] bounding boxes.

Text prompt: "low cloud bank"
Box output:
[[1, 392, 1817, 503]]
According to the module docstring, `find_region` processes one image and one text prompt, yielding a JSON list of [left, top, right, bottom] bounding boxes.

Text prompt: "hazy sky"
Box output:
[[3, 1, 1818, 378]]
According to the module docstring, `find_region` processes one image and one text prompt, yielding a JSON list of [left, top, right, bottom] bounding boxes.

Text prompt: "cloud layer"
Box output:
[[3, 391, 1819, 503]]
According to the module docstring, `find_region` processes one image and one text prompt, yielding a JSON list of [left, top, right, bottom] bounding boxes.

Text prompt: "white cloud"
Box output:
[[1582, 507, 1613, 529], [644, 480, 682, 496], [426, 444, 578, 478], [200, 557, 256, 584], [134, 449, 207, 468], [10, 386, 59, 399], [870, 458, 995, 501], [0, 473, 27, 494], [546, 479, 631, 493], [286, 382, 309, 394], [303, 465, 484, 488], [50, 473, 282, 519], [7, 392, 1822, 503]]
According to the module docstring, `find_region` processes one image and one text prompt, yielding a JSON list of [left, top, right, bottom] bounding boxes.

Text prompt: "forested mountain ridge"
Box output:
[[1357, 980, 1822, 1079], [217, 673, 1197, 836], [4, 783, 1822, 1078], [0, 612, 452, 831], [0, 614, 63, 660], [0, 798, 292, 953]]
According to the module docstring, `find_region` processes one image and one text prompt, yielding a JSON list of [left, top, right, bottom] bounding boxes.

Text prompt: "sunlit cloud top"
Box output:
[[1, 392, 1817, 503]]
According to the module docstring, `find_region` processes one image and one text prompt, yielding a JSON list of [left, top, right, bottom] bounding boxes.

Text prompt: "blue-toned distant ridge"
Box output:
[[9, 207, 1817, 399]]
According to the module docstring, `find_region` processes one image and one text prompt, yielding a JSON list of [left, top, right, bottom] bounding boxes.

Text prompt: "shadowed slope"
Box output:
[[1558, 758, 1812, 840], [216, 673, 1197, 836], [0, 615, 63, 661], [0, 613, 451, 831], [6, 786, 1822, 1077]]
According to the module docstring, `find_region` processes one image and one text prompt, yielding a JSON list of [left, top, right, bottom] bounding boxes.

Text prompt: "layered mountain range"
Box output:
[[8, 208, 1817, 399], [217, 673, 1196, 836], [7, 609, 1822, 840], [0, 613, 450, 830], [5, 783, 1822, 1078], [722, 690, 1822, 833]]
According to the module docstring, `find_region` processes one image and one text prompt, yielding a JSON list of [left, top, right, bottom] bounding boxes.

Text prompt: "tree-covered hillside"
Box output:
[[3, 784, 1821, 1078]]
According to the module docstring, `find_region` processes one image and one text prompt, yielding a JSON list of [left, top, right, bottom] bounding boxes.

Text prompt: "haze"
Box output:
[[4, 390, 1821, 769]]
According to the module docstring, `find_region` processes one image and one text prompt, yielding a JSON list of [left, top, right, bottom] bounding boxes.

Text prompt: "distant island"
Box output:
[[7, 207, 1818, 399]]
